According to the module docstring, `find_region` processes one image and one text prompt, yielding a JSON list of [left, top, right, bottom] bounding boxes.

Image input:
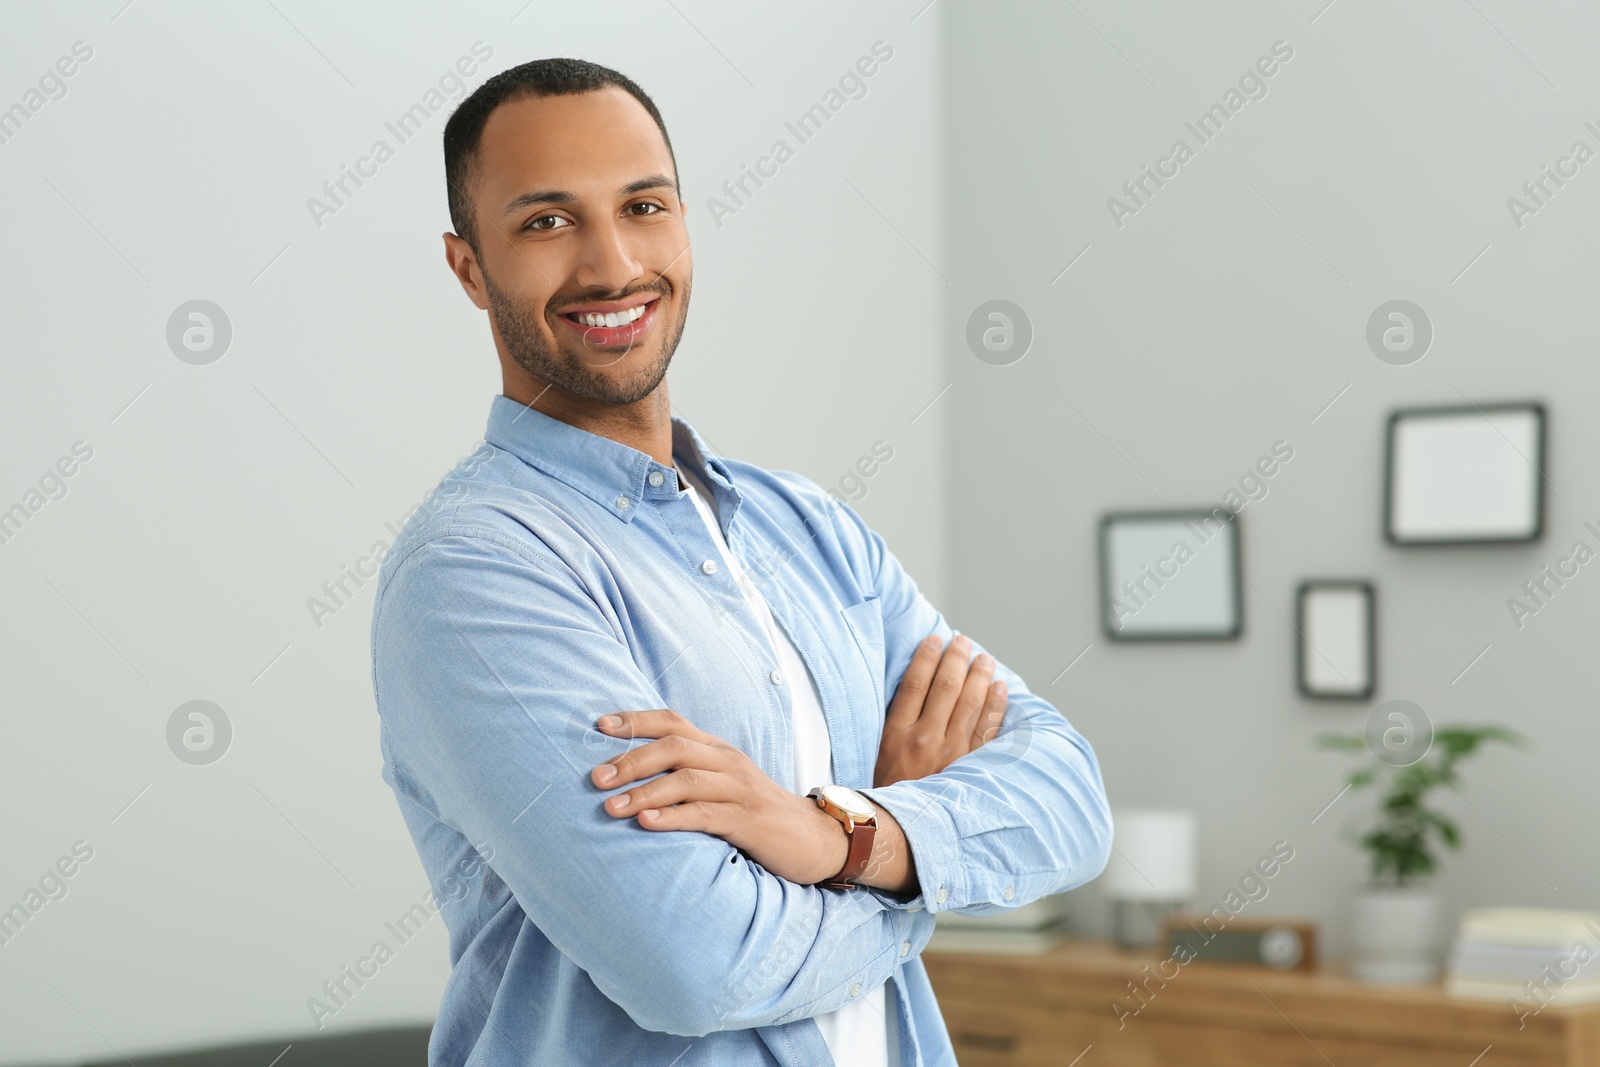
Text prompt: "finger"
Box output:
[[597, 708, 719, 747], [603, 766, 733, 819], [945, 651, 996, 748], [970, 680, 1009, 749], [884, 634, 945, 726], [592, 732, 727, 790], [917, 633, 974, 733], [632, 799, 728, 834]]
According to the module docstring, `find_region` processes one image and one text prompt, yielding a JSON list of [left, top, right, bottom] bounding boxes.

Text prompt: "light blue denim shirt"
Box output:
[[370, 394, 1113, 1066]]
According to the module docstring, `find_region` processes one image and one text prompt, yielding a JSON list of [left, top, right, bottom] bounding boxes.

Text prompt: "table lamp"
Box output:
[[1103, 808, 1198, 947]]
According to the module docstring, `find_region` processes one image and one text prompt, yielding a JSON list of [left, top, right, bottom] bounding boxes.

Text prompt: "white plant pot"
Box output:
[[1350, 886, 1441, 985]]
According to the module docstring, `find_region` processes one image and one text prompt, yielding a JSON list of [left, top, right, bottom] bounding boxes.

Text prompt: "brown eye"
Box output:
[[527, 215, 568, 231]]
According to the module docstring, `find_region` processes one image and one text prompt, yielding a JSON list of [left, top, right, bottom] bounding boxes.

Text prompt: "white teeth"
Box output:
[[575, 303, 647, 328]]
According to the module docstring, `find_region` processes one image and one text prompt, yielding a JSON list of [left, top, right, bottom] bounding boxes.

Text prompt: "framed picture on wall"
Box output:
[[1099, 509, 1242, 641], [1385, 402, 1546, 545], [1296, 580, 1375, 700]]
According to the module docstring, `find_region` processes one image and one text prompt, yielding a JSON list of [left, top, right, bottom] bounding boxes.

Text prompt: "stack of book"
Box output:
[[1445, 908, 1600, 1004], [926, 895, 1069, 954]]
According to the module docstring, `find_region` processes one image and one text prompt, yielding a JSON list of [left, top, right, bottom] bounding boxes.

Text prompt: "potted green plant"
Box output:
[[1315, 723, 1523, 984]]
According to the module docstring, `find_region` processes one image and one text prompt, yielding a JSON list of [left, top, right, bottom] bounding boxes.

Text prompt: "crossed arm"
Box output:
[[374, 503, 1110, 1035], [580, 624, 1007, 898]]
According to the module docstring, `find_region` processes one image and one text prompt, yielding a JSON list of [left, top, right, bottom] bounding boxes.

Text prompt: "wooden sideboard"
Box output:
[[922, 940, 1600, 1066]]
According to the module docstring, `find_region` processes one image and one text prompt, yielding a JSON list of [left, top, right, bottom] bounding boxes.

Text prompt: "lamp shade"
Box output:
[[1102, 808, 1198, 901]]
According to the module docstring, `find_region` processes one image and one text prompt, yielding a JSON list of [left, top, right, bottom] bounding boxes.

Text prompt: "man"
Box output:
[[370, 57, 1112, 1067]]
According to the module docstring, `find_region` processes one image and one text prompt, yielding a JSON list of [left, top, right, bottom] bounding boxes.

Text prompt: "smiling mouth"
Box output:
[[555, 295, 662, 348]]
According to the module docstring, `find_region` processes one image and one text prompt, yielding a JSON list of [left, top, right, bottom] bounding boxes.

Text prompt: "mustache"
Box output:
[[551, 285, 669, 315]]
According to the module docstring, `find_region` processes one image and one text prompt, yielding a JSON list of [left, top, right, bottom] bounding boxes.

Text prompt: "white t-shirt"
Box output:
[[678, 466, 897, 1067]]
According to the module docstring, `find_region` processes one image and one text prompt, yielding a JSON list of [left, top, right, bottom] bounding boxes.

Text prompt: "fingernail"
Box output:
[[991, 681, 1003, 693], [596, 765, 616, 784], [599, 715, 620, 729]]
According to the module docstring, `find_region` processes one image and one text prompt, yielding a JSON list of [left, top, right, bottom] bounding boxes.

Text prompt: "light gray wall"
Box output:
[[0, 2, 943, 1061], [945, 0, 1599, 952]]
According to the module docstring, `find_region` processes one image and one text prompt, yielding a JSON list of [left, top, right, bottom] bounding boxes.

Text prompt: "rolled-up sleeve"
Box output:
[[372, 528, 936, 1037], [826, 499, 1115, 917]]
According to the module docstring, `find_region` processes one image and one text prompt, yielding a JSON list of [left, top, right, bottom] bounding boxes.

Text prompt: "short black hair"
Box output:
[[443, 57, 677, 253]]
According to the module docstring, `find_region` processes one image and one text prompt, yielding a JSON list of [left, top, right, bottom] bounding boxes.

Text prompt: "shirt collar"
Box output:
[[483, 393, 736, 524]]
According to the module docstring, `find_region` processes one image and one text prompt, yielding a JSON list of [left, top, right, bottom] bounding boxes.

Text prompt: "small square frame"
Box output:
[[1099, 509, 1243, 641]]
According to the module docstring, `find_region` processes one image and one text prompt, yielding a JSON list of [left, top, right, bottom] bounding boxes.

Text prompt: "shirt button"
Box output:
[[648, 470, 665, 487], [850, 983, 862, 997], [701, 559, 718, 575], [615, 495, 631, 510], [900, 941, 910, 957], [935, 887, 948, 904], [1003, 886, 1015, 901], [770, 669, 783, 685]]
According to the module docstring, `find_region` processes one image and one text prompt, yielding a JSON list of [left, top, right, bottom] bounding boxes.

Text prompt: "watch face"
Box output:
[[819, 785, 874, 821]]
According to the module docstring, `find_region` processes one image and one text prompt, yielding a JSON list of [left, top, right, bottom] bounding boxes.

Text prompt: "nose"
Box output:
[[574, 213, 644, 294]]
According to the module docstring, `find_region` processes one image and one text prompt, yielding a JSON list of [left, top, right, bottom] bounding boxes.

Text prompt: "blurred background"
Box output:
[[3, 0, 1596, 1061]]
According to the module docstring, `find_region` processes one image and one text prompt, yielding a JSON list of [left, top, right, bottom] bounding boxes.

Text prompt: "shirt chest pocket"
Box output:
[[838, 594, 887, 718]]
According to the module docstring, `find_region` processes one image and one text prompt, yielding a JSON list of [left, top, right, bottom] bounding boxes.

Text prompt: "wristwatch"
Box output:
[[807, 785, 877, 890]]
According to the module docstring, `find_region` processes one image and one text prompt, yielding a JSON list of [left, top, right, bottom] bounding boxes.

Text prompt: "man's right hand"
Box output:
[[872, 633, 1007, 789]]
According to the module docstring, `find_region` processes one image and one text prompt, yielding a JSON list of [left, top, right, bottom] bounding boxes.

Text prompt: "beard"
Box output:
[[483, 266, 690, 406]]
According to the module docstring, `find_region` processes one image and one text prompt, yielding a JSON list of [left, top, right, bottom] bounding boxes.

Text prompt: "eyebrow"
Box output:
[[502, 174, 678, 216]]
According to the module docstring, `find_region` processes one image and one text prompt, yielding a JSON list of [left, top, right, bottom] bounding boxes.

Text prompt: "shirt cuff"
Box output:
[[857, 782, 963, 914]]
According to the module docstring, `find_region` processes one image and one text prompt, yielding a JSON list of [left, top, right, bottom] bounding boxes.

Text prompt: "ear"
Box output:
[[443, 231, 490, 311]]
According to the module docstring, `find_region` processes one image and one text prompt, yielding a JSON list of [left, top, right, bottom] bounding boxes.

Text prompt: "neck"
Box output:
[[504, 376, 674, 470]]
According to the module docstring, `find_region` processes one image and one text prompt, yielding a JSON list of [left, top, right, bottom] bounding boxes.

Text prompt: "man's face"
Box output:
[[463, 87, 691, 406]]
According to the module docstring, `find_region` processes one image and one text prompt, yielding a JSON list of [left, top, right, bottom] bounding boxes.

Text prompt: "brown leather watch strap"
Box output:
[[808, 786, 878, 890], [818, 815, 875, 890]]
